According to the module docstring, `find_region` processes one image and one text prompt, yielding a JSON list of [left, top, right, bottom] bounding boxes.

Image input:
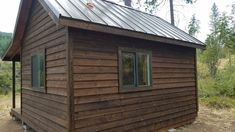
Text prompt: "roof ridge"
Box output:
[[100, 0, 161, 19]]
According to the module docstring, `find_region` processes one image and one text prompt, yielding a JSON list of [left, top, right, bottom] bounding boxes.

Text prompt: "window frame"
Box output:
[[31, 49, 46, 93], [119, 47, 152, 92]]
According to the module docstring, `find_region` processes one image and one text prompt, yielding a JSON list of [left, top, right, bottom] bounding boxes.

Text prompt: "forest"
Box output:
[[0, 1, 235, 110], [197, 3, 235, 109], [0, 32, 11, 56], [0, 32, 15, 95]]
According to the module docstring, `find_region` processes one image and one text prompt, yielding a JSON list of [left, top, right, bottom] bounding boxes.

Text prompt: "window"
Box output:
[[31, 51, 45, 90], [119, 48, 152, 91], [122, 52, 135, 87]]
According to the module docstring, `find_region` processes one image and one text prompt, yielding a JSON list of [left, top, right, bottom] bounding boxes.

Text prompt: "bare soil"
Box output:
[[0, 95, 234, 132], [0, 95, 24, 132], [177, 105, 235, 132]]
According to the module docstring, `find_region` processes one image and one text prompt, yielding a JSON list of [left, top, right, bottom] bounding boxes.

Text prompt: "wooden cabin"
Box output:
[[2, 0, 205, 131]]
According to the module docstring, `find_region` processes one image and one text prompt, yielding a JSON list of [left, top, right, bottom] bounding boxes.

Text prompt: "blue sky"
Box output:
[[0, 0, 234, 42]]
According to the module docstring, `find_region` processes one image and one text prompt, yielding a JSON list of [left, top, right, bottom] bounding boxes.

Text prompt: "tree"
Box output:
[[217, 13, 231, 46], [201, 3, 221, 78], [226, 32, 235, 67], [210, 3, 219, 33], [0, 60, 12, 95], [169, 0, 174, 25], [201, 3, 235, 77], [0, 32, 12, 56], [202, 35, 220, 78], [188, 14, 200, 36], [218, 13, 235, 67], [0, 32, 14, 95], [232, 3, 235, 15], [231, 3, 235, 31], [123, 0, 195, 25], [124, 0, 132, 7]]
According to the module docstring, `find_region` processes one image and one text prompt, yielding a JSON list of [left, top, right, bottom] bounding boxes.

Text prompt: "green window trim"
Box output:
[[31, 49, 46, 92], [119, 47, 152, 92]]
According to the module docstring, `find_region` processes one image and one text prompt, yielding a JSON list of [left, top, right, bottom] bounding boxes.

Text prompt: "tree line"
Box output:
[[197, 3, 235, 108], [0, 32, 12, 56]]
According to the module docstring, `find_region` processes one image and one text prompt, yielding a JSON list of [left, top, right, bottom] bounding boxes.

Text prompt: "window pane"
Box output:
[[138, 53, 150, 86], [31, 53, 45, 88], [32, 55, 39, 87], [122, 52, 135, 86]]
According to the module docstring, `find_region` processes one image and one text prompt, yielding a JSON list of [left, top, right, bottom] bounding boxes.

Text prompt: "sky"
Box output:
[[0, 0, 21, 33], [0, 0, 234, 42]]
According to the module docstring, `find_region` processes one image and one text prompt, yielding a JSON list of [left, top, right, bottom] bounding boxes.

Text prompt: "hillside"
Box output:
[[0, 32, 12, 57]]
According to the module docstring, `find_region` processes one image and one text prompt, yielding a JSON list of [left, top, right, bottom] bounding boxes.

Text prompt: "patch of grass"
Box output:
[[198, 77, 218, 97], [0, 94, 11, 99], [200, 96, 235, 109]]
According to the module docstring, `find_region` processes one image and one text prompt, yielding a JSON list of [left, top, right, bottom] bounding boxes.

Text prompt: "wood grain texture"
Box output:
[[21, 1, 68, 131], [20, 1, 198, 131], [70, 29, 198, 132]]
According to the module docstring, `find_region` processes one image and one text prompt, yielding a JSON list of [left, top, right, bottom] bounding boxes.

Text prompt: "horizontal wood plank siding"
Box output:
[[71, 29, 197, 131], [21, 1, 68, 131]]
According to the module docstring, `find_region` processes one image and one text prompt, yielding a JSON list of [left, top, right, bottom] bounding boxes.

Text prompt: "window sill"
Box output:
[[119, 86, 153, 93], [22, 87, 46, 93]]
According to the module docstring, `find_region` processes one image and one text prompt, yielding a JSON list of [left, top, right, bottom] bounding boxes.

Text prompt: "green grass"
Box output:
[[0, 94, 11, 99], [200, 96, 235, 109], [0, 89, 20, 97]]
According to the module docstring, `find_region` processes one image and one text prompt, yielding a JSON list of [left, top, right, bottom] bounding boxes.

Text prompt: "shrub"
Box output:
[[200, 96, 235, 109], [0, 61, 12, 95], [0, 60, 21, 95], [215, 64, 235, 97], [198, 77, 218, 97], [198, 59, 235, 97]]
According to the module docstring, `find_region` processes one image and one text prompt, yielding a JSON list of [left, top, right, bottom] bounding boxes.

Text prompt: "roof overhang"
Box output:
[[1, 0, 32, 61], [59, 16, 206, 49]]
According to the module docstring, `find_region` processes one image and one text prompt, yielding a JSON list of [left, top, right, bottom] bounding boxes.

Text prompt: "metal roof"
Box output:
[[2, 0, 205, 61], [44, 0, 204, 46]]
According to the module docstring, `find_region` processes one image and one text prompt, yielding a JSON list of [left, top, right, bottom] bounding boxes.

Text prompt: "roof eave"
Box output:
[[2, 0, 60, 61], [59, 16, 205, 49], [1, 0, 33, 61]]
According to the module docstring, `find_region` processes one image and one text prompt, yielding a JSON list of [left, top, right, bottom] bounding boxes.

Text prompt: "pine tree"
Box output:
[[210, 3, 219, 33], [188, 14, 200, 36], [202, 3, 221, 78]]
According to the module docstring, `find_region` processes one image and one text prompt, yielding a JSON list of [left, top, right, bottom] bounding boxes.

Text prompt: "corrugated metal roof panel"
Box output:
[[45, 0, 204, 46]]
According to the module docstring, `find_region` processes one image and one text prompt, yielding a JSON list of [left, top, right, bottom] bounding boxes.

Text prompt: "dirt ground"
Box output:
[[177, 105, 235, 132], [0, 95, 25, 132], [0, 95, 235, 132]]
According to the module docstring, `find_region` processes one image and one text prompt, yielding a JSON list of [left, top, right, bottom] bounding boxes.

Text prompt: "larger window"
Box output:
[[31, 51, 45, 91], [119, 48, 152, 91]]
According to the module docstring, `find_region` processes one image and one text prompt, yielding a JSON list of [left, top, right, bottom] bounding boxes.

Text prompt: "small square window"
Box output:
[[119, 48, 152, 92], [31, 51, 45, 91]]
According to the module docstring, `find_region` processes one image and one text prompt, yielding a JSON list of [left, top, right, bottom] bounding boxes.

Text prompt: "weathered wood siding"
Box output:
[[71, 29, 197, 132], [21, 1, 68, 131]]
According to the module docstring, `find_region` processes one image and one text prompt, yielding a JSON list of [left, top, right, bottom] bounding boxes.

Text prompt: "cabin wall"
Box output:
[[21, 1, 68, 131], [70, 29, 197, 132]]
